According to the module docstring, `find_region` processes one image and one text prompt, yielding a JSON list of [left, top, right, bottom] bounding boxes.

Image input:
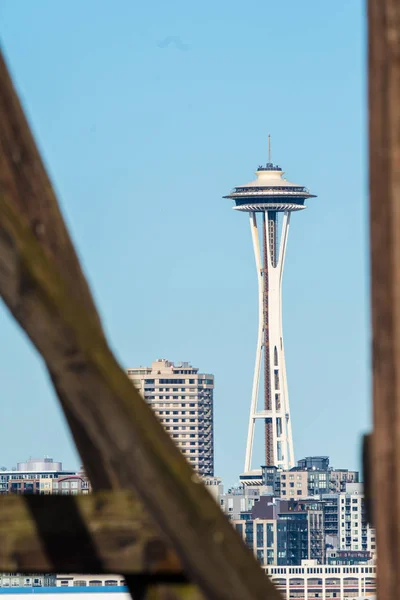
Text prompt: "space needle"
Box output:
[[224, 138, 316, 473]]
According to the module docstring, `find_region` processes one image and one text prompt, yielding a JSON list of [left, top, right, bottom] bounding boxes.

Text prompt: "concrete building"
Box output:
[[326, 549, 373, 566], [127, 359, 214, 476], [280, 470, 309, 499], [278, 457, 360, 499], [330, 469, 360, 493], [0, 457, 89, 495], [54, 569, 375, 599], [220, 486, 265, 520], [266, 561, 376, 599], [337, 485, 375, 554], [224, 146, 316, 472]]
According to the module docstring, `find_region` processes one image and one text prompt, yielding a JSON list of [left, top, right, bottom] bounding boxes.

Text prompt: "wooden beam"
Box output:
[[0, 50, 282, 600], [369, 1, 400, 599], [0, 492, 181, 575]]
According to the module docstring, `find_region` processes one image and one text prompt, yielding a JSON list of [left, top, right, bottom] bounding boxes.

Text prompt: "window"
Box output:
[[73, 581, 87, 587], [105, 580, 118, 586], [89, 580, 103, 587], [256, 549, 264, 563]]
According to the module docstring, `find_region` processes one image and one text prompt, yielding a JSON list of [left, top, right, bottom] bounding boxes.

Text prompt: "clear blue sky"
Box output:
[[0, 1, 368, 485]]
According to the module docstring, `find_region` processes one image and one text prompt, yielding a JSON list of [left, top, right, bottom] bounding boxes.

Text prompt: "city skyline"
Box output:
[[0, 1, 368, 486]]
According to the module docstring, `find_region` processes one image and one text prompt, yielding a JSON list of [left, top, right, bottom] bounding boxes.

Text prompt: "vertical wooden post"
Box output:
[[369, 1, 400, 598]]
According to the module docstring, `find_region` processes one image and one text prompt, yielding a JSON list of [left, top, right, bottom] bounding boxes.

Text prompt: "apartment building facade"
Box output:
[[127, 359, 214, 476]]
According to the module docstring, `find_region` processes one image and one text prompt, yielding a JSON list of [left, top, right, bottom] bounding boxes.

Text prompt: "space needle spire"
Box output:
[[224, 147, 316, 472]]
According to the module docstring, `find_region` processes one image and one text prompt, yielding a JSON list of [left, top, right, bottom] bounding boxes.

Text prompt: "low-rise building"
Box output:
[[0, 457, 86, 495], [266, 560, 376, 599]]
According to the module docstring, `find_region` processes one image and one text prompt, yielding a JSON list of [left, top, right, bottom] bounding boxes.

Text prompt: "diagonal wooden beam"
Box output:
[[0, 49, 282, 600], [369, 1, 400, 599], [0, 492, 181, 575]]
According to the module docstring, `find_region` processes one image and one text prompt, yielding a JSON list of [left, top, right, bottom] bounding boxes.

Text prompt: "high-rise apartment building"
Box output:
[[127, 359, 214, 476]]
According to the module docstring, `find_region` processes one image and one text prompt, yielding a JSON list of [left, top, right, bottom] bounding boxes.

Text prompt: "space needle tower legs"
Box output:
[[244, 209, 293, 472], [224, 150, 316, 473]]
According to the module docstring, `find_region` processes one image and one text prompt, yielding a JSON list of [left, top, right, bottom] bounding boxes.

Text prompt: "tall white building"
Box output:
[[224, 146, 316, 472], [127, 359, 214, 476]]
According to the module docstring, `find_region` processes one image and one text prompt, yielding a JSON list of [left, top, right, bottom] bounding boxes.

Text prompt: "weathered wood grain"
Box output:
[[369, 1, 400, 599], [0, 492, 180, 575], [0, 50, 281, 599]]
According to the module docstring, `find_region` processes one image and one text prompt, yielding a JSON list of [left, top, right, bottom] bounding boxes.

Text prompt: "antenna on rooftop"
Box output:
[[268, 134, 271, 163]]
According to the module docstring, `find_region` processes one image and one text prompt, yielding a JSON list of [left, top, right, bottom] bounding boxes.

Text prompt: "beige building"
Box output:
[[267, 561, 376, 599], [280, 470, 309, 498], [127, 359, 214, 476]]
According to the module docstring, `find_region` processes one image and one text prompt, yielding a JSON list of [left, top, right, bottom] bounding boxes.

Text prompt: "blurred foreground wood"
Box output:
[[0, 49, 281, 600], [0, 492, 180, 575], [369, 1, 400, 599]]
